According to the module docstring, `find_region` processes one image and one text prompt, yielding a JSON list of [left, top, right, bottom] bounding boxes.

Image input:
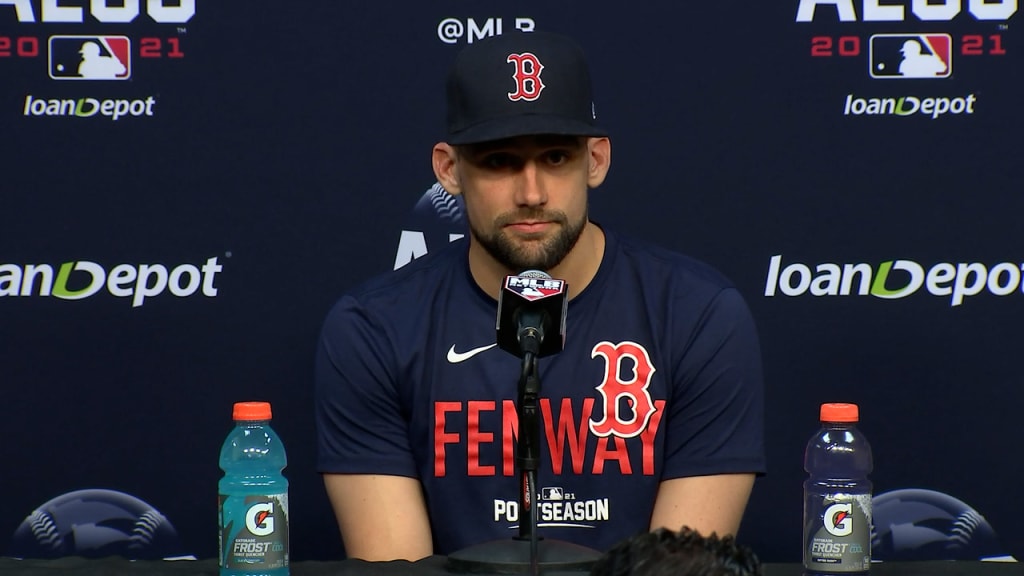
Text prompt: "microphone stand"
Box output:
[[517, 351, 541, 576], [447, 345, 602, 574]]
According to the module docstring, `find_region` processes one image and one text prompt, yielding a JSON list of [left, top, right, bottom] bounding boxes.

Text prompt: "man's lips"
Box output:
[[506, 221, 552, 233]]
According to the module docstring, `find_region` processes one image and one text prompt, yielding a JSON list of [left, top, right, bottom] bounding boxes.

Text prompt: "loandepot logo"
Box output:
[[0, 257, 222, 307], [843, 93, 976, 118], [765, 255, 1024, 307], [23, 95, 156, 120]]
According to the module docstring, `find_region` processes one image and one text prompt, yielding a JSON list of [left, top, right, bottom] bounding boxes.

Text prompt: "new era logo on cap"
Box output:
[[49, 35, 131, 80], [870, 34, 951, 79], [445, 32, 607, 145]]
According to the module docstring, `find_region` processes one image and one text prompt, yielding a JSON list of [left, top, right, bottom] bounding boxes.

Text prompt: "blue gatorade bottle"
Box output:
[[219, 401, 289, 576], [803, 402, 873, 574]]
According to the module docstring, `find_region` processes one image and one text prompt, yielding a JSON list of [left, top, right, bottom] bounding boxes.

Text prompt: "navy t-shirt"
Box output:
[[315, 227, 765, 554]]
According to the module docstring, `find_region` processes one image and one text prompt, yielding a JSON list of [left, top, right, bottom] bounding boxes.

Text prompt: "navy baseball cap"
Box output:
[[444, 32, 608, 145]]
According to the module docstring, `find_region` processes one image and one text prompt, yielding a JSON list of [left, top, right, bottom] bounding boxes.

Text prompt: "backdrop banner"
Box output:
[[2, 0, 1021, 563]]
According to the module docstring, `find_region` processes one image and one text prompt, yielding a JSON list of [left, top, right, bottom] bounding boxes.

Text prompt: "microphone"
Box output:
[[496, 270, 568, 358]]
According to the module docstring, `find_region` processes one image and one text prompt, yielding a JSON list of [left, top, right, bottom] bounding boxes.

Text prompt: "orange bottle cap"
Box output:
[[233, 401, 273, 421], [820, 402, 859, 423]]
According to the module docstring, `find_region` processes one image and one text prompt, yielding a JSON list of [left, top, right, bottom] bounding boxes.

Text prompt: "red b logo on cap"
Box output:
[[507, 52, 545, 102]]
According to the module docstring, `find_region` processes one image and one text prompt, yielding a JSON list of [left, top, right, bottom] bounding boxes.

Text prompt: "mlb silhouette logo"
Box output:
[[541, 487, 564, 501], [869, 34, 951, 79], [49, 35, 131, 80]]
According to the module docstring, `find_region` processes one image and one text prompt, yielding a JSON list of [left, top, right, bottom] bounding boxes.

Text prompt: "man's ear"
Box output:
[[432, 142, 462, 195], [586, 137, 611, 189]]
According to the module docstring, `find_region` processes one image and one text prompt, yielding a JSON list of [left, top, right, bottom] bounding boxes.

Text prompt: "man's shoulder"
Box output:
[[329, 240, 467, 315], [610, 231, 736, 294]]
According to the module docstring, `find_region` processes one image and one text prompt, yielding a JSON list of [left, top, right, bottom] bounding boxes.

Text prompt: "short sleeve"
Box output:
[[661, 287, 766, 479], [314, 295, 419, 478]]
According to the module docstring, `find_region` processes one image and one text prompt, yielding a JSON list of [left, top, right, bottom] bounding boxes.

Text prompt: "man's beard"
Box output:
[[470, 208, 587, 273]]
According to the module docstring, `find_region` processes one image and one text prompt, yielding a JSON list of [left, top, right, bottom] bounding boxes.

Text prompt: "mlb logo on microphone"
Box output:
[[506, 276, 566, 302], [869, 34, 951, 79], [49, 36, 131, 80]]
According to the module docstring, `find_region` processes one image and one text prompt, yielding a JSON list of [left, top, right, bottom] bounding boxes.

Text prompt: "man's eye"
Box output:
[[546, 151, 569, 165], [484, 154, 517, 169]]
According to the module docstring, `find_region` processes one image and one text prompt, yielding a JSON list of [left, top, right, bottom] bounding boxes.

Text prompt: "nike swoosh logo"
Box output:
[[447, 343, 498, 363]]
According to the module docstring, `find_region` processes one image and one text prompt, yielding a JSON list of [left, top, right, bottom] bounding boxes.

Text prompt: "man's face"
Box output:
[[455, 135, 592, 272]]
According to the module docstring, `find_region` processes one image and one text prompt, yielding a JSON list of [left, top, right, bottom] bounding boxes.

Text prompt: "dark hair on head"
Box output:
[[590, 527, 763, 576]]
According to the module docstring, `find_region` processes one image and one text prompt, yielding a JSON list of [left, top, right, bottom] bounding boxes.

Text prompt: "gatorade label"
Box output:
[[219, 493, 289, 570], [803, 492, 871, 572]]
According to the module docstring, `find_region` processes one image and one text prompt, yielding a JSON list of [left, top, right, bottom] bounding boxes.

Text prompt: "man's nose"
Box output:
[[515, 161, 547, 207]]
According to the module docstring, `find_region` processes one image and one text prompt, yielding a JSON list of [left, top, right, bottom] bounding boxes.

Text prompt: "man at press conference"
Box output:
[[313, 31, 765, 561]]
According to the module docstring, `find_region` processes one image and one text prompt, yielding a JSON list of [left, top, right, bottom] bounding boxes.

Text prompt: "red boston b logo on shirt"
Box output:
[[589, 341, 658, 439]]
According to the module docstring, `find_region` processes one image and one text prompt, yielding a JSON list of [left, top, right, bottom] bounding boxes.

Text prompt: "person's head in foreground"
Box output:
[[590, 527, 763, 576]]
